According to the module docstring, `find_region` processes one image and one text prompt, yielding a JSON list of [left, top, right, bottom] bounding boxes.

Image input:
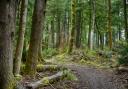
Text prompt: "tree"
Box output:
[[38, 0, 47, 63], [123, 0, 128, 41], [108, 0, 112, 49], [0, 0, 17, 89], [88, 0, 96, 50], [68, 0, 76, 53], [75, 0, 82, 48], [25, 0, 47, 76], [13, 0, 28, 76]]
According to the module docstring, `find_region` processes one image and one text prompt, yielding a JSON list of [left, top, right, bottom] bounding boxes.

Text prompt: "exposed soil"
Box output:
[[67, 64, 126, 89]]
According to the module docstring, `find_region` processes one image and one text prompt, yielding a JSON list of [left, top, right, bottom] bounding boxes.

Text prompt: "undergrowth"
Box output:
[[114, 41, 128, 66], [42, 48, 58, 58]]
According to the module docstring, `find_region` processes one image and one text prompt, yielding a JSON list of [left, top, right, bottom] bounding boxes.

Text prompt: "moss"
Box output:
[[42, 77, 49, 85], [15, 74, 22, 81], [9, 77, 16, 89], [63, 70, 78, 81]]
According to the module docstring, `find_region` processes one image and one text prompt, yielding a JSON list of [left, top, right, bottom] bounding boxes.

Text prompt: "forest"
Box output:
[[0, 0, 128, 89]]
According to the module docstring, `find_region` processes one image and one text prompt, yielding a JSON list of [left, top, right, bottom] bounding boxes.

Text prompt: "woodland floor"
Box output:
[[20, 63, 127, 89], [66, 64, 126, 89], [43, 51, 128, 89], [44, 64, 127, 89], [21, 54, 128, 89], [42, 63, 127, 89]]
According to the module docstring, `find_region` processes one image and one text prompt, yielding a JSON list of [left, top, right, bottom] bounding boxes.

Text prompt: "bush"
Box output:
[[115, 41, 128, 65], [42, 48, 58, 58]]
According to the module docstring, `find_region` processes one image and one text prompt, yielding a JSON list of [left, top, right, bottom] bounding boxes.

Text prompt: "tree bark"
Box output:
[[88, 0, 92, 49], [76, 9, 82, 48], [38, 38, 44, 63], [26, 71, 65, 89], [13, 0, 28, 76], [51, 20, 55, 48], [38, 0, 47, 63], [56, 15, 61, 48], [108, 0, 112, 49], [25, 0, 47, 76], [0, 0, 17, 89], [88, 0, 96, 50], [123, 0, 128, 41], [68, 0, 76, 53]]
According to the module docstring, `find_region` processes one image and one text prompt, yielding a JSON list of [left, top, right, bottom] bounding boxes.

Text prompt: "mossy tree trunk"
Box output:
[[25, 0, 47, 76], [88, 0, 92, 49], [75, 0, 82, 48], [0, 0, 17, 89], [51, 20, 55, 48], [123, 0, 128, 42], [38, 0, 47, 63], [13, 0, 28, 76], [108, 0, 112, 49], [56, 15, 61, 48], [68, 0, 76, 54], [38, 39, 44, 63], [88, 0, 96, 50]]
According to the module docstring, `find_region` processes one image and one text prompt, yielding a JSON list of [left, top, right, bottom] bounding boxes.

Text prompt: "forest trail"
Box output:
[[65, 64, 124, 89]]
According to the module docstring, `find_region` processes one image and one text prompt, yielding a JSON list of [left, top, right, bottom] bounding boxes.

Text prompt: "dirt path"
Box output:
[[66, 64, 125, 89]]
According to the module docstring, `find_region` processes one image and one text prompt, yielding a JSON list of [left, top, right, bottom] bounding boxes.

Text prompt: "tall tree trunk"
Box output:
[[13, 0, 28, 76], [48, 24, 52, 48], [92, 0, 96, 49], [56, 15, 61, 48], [100, 33, 104, 49], [108, 0, 112, 49], [25, 0, 46, 76], [123, 0, 128, 41], [60, 11, 67, 50], [51, 20, 55, 48], [118, 26, 121, 40], [60, 23, 65, 51], [22, 39, 28, 63], [38, 0, 47, 63], [75, 9, 82, 48], [66, 11, 70, 46], [88, 0, 96, 50], [68, 0, 76, 53], [0, 0, 17, 89], [63, 11, 67, 46], [88, 0, 92, 49], [38, 38, 44, 63]]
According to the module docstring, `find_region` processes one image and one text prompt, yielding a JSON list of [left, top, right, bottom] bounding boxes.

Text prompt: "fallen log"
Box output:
[[26, 71, 65, 89], [21, 64, 66, 73], [37, 65, 66, 72]]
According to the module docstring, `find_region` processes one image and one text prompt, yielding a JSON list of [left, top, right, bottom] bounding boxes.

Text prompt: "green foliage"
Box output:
[[63, 69, 78, 81], [42, 48, 58, 58], [15, 74, 22, 81], [42, 77, 50, 85], [84, 49, 97, 57], [115, 41, 128, 65]]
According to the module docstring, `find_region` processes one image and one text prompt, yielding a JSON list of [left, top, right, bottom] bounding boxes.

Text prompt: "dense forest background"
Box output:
[[23, 0, 128, 53]]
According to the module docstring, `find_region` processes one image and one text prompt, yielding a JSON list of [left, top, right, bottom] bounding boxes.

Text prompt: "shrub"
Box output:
[[115, 41, 128, 66], [42, 48, 58, 58]]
